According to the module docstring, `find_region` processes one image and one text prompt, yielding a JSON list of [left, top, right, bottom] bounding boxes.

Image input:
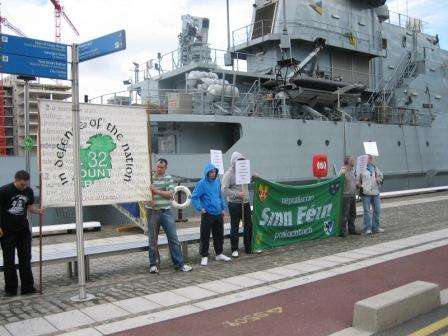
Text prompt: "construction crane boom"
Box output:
[[0, 16, 26, 36], [61, 11, 79, 36], [49, 0, 79, 42]]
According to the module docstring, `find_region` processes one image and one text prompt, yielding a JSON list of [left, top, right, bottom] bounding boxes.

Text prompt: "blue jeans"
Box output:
[[362, 194, 381, 232], [147, 209, 184, 269]]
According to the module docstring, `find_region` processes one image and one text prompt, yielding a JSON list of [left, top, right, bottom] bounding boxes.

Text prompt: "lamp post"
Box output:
[[333, 84, 364, 158], [17, 75, 36, 173]]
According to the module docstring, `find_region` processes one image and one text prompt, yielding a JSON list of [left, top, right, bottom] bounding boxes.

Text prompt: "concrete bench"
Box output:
[[0, 225, 242, 280], [353, 281, 441, 333], [31, 221, 101, 237]]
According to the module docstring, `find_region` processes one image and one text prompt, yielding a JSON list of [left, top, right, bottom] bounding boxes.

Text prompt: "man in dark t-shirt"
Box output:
[[0, 170, 44, 296]]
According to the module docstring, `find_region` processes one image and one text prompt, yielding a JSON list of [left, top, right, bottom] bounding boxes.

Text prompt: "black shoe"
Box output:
[[21, 287, 37, 295], [339, 232, 347, 237], [4, 291, 17, 297], [349, 231, 361, 235]]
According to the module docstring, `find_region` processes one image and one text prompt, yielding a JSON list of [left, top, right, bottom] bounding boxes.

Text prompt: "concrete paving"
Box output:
[[1, 192, 448, 334]]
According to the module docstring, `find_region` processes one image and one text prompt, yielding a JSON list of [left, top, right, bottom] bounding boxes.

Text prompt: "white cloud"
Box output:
[[3, 0, 252, 99], [387, 0, 448, 42]]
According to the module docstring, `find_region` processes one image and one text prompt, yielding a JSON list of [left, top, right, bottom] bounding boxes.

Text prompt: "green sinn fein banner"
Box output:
[[252, 176, 344, 251]]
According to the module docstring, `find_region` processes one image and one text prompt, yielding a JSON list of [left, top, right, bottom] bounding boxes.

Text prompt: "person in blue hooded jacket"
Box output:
[[192, 163, 231, 266]]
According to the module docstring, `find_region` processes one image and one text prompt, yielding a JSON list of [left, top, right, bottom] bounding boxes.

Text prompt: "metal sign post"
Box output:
[[0, 32, 124, 301], [70, 43, 94, 302], [24, 80, 30, 171], [68, 30, 126, 302], [18, 75, 37, 173]]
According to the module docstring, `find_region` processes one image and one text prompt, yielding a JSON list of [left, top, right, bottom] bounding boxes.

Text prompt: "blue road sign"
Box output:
[[0, 53, 68, 80], [0, 34, 67, 61], [79, 30, 126, 62]]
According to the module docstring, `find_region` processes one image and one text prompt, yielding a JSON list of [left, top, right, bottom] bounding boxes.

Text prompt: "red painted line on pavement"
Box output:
[[113, 245, 448, 336]]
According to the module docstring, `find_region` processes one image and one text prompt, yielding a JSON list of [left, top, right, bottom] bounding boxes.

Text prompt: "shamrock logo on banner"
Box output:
[[323, 220, 335, 236], [329, 182, 340, 195]]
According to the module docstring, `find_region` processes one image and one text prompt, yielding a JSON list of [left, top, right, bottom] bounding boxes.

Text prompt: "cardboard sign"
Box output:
[[356, 155, 369, 177], [39, 100, 151, 207], [210, 149, 224, 175], [235, 160, 251, 185], [364, 141, 379, 156]]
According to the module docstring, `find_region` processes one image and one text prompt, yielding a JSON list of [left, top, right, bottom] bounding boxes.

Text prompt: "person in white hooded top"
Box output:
[[358, 155, 384, 234], [222, 152, 253, 257]]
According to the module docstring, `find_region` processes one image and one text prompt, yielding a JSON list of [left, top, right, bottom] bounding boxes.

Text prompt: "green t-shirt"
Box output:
[[147, 173, 175, 210]]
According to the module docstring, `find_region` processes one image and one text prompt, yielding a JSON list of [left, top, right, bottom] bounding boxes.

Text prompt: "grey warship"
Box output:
[[107, 0, 448, 191], [3, 0, 448, 226]]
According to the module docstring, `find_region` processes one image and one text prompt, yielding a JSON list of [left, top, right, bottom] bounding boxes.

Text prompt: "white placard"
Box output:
[[356, 155, 369, 177], [363, 141, 379, 156], [39, 100, 151, 207], [210, 149, 224, 175], [235, 160, 251, 185]]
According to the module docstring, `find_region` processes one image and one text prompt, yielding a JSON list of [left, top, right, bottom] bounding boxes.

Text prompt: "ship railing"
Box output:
[[367, 50, 418, 107], [232, 19, 380, 52], [352, 106, 431, 127], [386, 11, 427, 33], [133, 48, 281, 79]]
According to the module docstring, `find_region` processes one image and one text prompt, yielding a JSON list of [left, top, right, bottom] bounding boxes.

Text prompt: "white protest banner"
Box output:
[[363, 141, 379, 156], [210, 149, 224, 174], [39, 100, 151, 207], [235, 160, 251, 185], [356, 155, 369, 177]]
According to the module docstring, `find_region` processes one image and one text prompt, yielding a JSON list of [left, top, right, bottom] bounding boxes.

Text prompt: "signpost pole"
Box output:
[[70, 43, 94, 302], [24, 80, 30, 172], [37, 113, 43, 294]]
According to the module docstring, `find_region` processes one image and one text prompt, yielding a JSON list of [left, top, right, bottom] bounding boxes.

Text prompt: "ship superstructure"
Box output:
[[95, 0, 446, 190]]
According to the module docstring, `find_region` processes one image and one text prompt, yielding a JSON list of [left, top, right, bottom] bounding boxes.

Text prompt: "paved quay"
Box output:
[[0, 192, 447, 335]]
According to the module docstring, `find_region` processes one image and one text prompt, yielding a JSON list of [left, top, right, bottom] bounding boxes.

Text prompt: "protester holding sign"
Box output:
[[192, 163, 231, 266], [339, 156, 360, 237], [358, 155, 384, 234], [146, 159, 192, 273], [0, 171, 44, 296], [222, 152, 253, 257]]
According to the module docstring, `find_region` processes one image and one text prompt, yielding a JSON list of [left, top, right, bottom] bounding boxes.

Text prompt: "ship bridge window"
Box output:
[[152, 122, 241, 154], [252, 3, 277, 40]]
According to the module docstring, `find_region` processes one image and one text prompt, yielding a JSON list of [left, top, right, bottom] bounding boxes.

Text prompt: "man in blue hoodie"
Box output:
[[192, 163, 231, 266]]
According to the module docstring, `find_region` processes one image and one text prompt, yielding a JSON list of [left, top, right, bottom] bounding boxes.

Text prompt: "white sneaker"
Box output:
[[215, 254, 231, 262], [232, 251, 239, 258], [149, 265, 158, 274], [376, 228, 385, 233], [200, 257, 208, 266], [180, 264, 192, 272], [365, 229, 372, 235]]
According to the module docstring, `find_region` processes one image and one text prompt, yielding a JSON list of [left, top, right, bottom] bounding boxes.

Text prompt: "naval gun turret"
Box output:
[[178, 15, 212, 66]]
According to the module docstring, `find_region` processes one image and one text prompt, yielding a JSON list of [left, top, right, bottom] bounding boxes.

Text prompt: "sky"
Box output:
[[2, 0, 447, 100]]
